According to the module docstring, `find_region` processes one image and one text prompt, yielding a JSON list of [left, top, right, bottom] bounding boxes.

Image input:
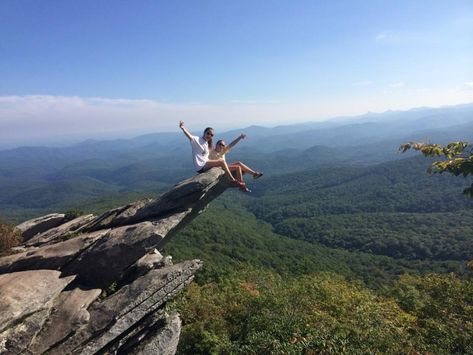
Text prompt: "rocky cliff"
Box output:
[[0, 168, 227, 354]]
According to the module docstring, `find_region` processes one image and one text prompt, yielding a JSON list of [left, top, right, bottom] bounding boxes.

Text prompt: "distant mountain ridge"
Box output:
[[1, 102, 472, 222], [0, 103, 471, 167], [2, 102, 472, 155]]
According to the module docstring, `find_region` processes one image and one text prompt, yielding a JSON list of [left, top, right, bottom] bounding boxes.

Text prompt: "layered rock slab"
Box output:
[[16, 213, 66, 242], [0, 229, 109, 274], [28, 286, 102, 354], [61, 212, 189, 287], [52, 260, 202, 354], [0, 270, 75, 333], [24, 214, 96, 247], [1, 168, 228, 354], [0, 270, 75, 353]]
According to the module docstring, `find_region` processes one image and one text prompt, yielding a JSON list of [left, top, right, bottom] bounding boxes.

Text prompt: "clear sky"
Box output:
[[1, 0, 472, 146]]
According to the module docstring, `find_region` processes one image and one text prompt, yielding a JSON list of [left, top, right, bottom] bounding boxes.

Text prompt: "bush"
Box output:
[[171, 268, 422, 354], [0, 218, 21, 254], [64, 209, 84, 221], [388, 273, 473, 354]]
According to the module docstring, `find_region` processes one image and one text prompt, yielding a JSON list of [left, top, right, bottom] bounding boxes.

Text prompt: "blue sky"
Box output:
[[1, 0, 472, 146]]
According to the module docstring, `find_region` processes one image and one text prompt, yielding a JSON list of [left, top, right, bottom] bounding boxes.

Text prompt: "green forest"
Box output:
[[160, 188, 472, 353], [1, 150, 472, 353], [162, 154, 472, 353], [171, 267, 472, 354]]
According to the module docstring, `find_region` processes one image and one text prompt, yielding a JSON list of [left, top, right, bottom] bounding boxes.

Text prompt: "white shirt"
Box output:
[[190, 135, 209, 171]]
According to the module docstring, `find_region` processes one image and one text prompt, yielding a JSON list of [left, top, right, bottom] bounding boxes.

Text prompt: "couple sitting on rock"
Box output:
[[179, 121, 263, 192]]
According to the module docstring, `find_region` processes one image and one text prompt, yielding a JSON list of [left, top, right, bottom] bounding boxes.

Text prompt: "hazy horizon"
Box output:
[[1, 1, 472, 148], [1, 101, 472, 150]]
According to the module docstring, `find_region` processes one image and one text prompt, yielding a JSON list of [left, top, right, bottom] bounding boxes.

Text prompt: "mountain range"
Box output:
[[1, 102, 472, 223]]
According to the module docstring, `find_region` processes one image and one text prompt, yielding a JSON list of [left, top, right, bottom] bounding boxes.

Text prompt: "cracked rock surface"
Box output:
[[0, 168, 227, 354]]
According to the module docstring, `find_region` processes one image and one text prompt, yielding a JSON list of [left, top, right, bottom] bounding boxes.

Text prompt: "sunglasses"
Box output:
[[217, 142, 225, 147], [206, 132, 214, 136]]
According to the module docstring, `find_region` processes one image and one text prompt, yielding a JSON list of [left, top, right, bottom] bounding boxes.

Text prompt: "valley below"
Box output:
[[1, 104, 472, 353]]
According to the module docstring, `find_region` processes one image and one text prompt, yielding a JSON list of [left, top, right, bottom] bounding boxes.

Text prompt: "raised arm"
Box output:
[[228, 133, 246, 150], [179, 120, 193, 141]]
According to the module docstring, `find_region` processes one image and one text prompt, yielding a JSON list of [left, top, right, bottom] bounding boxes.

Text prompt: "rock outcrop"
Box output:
[[16, 213, 67, 242], [0, 168, 227, 354]]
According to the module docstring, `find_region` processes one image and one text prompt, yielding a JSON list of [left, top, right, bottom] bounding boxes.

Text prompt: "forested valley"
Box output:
[[1, 106, 472, 353]]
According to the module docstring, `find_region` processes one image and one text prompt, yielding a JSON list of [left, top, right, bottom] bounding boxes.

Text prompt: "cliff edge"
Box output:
[[0, 168, 227, 354]]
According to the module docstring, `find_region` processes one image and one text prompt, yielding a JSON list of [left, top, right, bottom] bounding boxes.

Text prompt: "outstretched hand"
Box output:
[[179, 120, 193, 140], [240, 133, 247, 140]]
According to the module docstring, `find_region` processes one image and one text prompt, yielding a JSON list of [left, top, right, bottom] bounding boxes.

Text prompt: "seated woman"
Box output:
[[210, 135, 263, 192], [179, 121, 248, 192]]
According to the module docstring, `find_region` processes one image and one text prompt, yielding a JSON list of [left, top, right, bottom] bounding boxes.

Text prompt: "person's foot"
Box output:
[[239, 184, 251, 193], [229, 180, 243, 187], [229, 180, 250, 192], [253, 172, 263, 179]]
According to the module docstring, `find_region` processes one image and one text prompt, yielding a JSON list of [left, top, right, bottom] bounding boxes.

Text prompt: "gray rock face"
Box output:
[[0, 168, 228, 354], [16, 213, 66, 242], [128, 311, 182, 355], [0, 270, 75, 354], [0, 270, 75, 333], [28, 286, 102, 354], [0, 229, 109, 274], [61, 213, 189, 287], [24, 214, 96, 247], [121, 249, 166, 284]]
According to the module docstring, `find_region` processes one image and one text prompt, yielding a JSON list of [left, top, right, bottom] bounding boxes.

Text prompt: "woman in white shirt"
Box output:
[[179, 121, 248, 191]]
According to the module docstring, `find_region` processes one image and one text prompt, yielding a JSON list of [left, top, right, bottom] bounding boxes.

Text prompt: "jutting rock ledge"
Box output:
[[0, 168, 227, 354]]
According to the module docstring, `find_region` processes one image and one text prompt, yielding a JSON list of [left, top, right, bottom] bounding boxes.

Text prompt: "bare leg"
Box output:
[[229, 161, 258, 176], [229, 165, 251, 192], [203, 159, 237, 182], [229, 165, 243, 182]]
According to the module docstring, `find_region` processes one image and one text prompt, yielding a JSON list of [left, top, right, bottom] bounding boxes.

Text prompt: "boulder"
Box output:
[[0, 270, 75, 333], [0, 307, 52, 354], [61, 213, 188, 287], [24, 213, 96, 247], [51, 260, 202, 354], [16, 213, 67, 241], [127, 311, 182, 355], [0, 270, 75, 354], [28, 286, 102, 354], [0, 229, 109, 274], [120, 248, 167, 285]]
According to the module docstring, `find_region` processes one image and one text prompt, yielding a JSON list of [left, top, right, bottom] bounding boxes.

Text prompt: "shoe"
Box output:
[[253, 172, 263, 179]]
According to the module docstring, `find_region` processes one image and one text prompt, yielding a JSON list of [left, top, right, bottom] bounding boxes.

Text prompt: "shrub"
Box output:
[[0, 218, 21, 254], [64, 209, 84, 221], [171, 268, 422, 354], [389, 273, 473, 354]]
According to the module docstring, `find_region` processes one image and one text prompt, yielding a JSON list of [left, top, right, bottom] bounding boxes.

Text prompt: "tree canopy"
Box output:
[[400, 141, 473, 197]]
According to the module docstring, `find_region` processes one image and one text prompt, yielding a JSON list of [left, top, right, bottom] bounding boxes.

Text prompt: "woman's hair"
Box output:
[[203, 127, 214, 149]]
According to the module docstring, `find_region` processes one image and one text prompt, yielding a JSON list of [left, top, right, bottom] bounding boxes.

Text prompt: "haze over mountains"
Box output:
[[1, 102, 472, 223], [3, 103, 473, 160]]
